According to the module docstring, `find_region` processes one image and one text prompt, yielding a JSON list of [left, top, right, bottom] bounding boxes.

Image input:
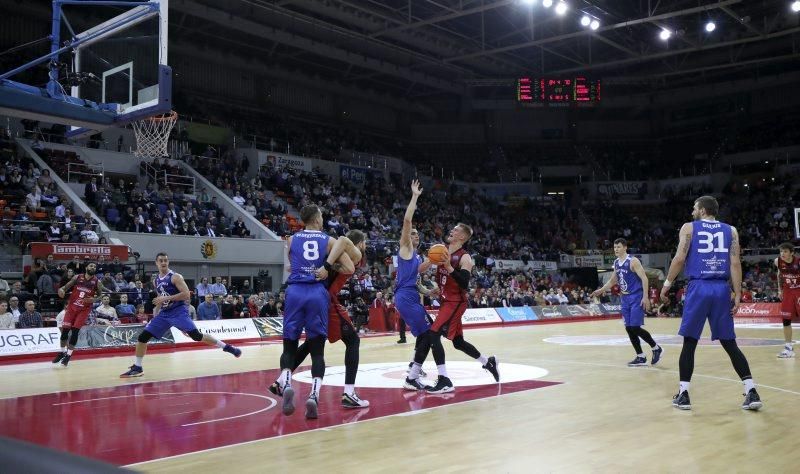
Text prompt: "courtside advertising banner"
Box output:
[[0, 327, 62, 355], [29, 243, 128, 261], [252, 317, 284, 337], [495, 306, 538, 322], [734, 303, 782, 322], [461, 308, 503, 325], [77, 324, 174, 348], [170, 319, 261, 343]]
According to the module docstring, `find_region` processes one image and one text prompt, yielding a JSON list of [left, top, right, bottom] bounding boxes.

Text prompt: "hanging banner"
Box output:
[[596, 181, 646, 197], [30, 243, 128, 260]]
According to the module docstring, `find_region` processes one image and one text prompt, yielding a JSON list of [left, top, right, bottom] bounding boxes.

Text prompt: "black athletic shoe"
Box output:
[[341, 392, 370, 409], [483, 356, 500, 382], [120, 365, 143, 378], [282, 386, 296, 415], [627, 356, 647, 367], [651, 347, 664, 365], [742, 388, 763, 411], [426, 376, 455, 394], [223, 344, 242, 358], [672, 391, 691, 410], [52, 352, 66, 364], [403, 377, 432, 391], [305, 395, 319, 419], [60, 354, 71, 367], [397, 338, 407, 344], [268, 381, 283, 396]]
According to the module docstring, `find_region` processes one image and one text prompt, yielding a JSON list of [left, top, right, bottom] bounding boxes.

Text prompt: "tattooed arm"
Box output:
[[729, 227, 742, 315], [661, 223, 692, 302]]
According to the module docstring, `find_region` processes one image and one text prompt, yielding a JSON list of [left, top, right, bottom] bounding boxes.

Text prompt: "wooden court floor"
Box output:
[[1, 318, 797, 473]]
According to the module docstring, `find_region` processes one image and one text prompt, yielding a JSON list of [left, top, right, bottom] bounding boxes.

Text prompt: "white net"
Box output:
[[131, 111, 178, 159]]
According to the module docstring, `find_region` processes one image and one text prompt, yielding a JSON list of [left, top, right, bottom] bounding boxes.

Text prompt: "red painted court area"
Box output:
[[0, 368, 560, 466]]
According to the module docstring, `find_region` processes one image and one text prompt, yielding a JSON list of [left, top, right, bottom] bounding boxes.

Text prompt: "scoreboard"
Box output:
[[517, 77, 601, 104]]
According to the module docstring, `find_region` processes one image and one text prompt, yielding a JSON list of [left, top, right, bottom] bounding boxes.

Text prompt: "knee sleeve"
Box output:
[[187, 329, 204, 342], [452, 335, 481, 359], [784, 319, 792, 327], [68, 328, 80, 347], [60, 328, 70, 342], [679, 337, 698, 382], [413, 331, 432, 365], [137, 330, 155, 344]]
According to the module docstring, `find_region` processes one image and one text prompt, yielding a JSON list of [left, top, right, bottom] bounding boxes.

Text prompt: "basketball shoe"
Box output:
[[651, 347, 664, 365], [120, 365, 143, 378], [305, 394, 319, 419], [777, 347, 795, 358], [426, 376, 455, 394], [342, 392, 370, 409], [282, 386, 295, 415], [60, 354, 71, 367], [223, 344, 242, 358], [268, 381, 283, 396], [403, 377, 432, 391], [483, 356, 500, 382], [742, 388, 763, 411], [627, 356, 647, 367], [52, 352, 66, 364], [672, 391, 691, 410]]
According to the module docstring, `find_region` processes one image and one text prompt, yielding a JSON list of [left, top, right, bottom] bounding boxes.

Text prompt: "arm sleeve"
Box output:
[[450, 269, 470, 290]]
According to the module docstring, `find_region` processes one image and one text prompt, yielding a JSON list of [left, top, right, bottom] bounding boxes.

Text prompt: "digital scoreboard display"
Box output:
[[516, 77, 601, 104]]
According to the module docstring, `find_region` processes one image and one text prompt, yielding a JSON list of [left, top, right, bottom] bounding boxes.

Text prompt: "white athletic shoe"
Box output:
[[777, 349, 795, 359]]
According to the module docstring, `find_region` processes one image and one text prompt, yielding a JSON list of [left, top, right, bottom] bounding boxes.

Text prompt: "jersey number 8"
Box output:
[[302, 241, 320, 261]]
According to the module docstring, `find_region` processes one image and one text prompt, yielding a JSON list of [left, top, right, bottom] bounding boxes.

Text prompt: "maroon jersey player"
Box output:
[[776, 242, 800, 358]]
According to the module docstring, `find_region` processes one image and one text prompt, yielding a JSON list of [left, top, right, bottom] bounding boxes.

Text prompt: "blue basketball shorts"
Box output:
[[145, 306, 196, 339], [679, 280, 736, 341], [394, 288, 431, 337], [283, 282, 330, 340], [621, 292, 645, 327]]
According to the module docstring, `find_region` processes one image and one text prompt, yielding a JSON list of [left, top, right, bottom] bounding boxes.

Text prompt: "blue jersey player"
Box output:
[[661, 196, 762, 411], [592, 238, 663, 367], [277, 204, 350, 419], [120, 253, 241, 378], [395, 180, 452, 394]]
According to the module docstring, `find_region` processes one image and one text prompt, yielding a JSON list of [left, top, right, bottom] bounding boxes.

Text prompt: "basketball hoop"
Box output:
[[131, 110, 178, 159]]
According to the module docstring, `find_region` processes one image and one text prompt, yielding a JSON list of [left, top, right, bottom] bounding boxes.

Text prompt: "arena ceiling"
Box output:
[[176, 0, 800, 97]]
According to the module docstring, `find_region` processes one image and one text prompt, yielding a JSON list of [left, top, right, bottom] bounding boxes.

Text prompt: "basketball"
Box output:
[[428, 244, 448, 264]]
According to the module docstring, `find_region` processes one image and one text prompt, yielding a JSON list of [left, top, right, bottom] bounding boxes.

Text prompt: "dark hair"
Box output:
[[613, 238, 627, 246], [156, 252, 169, 260], [300, 205, 321, 224], [346, 229, 367, 246], [694, 195, 719, 217], [778, 242, 795, 252]]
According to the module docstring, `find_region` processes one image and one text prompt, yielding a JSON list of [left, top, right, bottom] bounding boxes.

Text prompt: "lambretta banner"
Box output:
[[30, 243, 128, 260]]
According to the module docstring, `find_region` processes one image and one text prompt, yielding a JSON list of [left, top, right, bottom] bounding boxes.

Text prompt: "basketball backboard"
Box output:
[[0, 0, 170, 138]]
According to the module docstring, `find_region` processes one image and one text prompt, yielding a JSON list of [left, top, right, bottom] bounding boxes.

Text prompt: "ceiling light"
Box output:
[[522, 0, 537, 5], [555, 2, 568, 15], [705, 21, 716, 32], [581, 15, 591, 26], [542, 0, 553, 8], [590, 20, 600, 30], [792, 1, 800, 13], [659, 28, 672, 41]]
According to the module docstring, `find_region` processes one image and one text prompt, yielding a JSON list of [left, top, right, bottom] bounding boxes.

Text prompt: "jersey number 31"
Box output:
[[696, 231, 728, 253]]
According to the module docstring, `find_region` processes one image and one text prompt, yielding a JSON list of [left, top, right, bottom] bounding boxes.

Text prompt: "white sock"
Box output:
[[66, 349, 73, 356], [478, 355, 488, 365], [344, 384, 355, 396], [743, 378, 755, 392], [652, 345, 661, 351], [135, 356, 143, 367], [637, 353, 645, 358], [679, 381, 690, 393], [61, 347, 67, 353], [437, 364, 448, 377], [311, 377, 322, 398], [215, 340, 226, 349], [279, 369, 292, 389], [408, 362, 422, 380]]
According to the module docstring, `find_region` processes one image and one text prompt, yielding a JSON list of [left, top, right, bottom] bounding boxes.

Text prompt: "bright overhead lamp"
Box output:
[[542, 0, 553, 8], [581, 15, 591, 26], [659, 28, 672, 40], [555, 2, 568, 15], [590, 20, 600, 30], [705, 21, 716, 32], [792, 1, 800, 13]]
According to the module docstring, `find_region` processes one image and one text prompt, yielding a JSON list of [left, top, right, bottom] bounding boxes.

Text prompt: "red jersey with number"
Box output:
[[68, 274, 100, 309], [778, 256, 800, 291], [437, 247, 468, 302]]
